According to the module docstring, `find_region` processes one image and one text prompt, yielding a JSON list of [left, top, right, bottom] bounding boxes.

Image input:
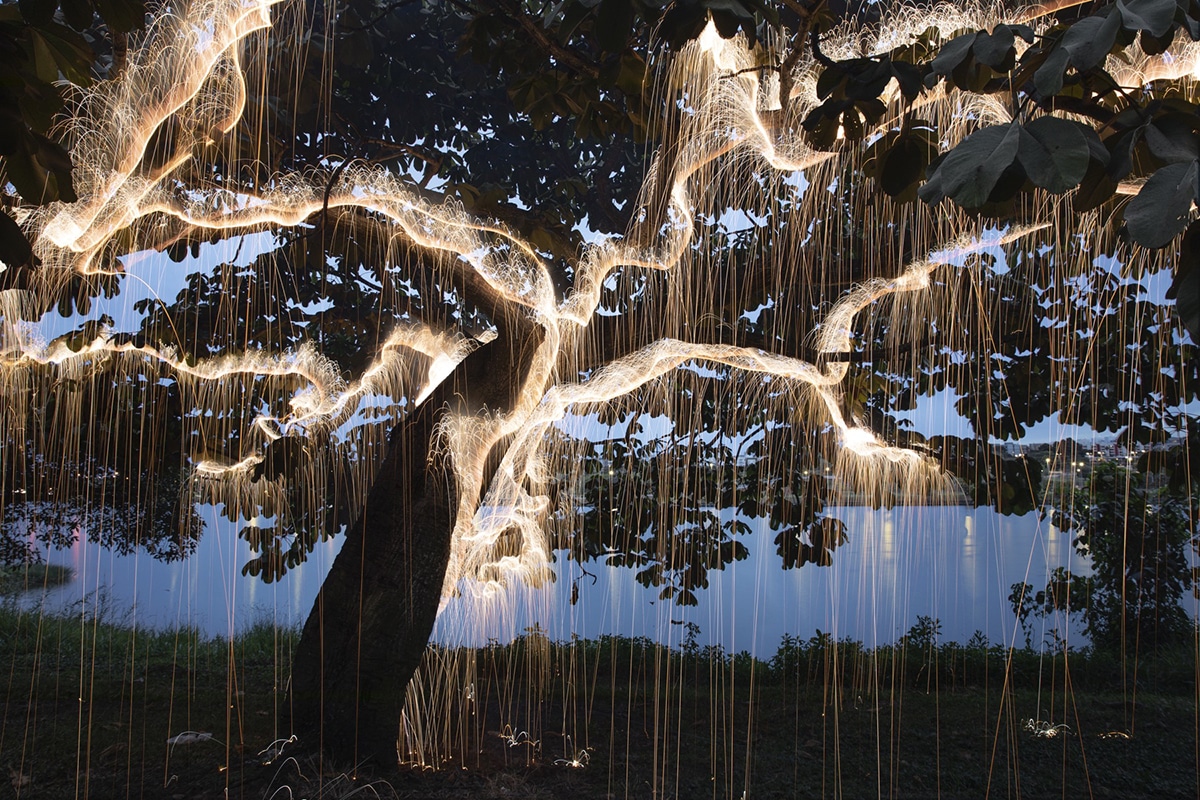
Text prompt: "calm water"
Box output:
[[16, 506, 1093, 656]]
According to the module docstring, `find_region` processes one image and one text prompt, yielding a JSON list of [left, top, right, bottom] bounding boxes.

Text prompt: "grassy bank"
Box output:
[[0, 605, 1195, 798], [0, 564, 73, 596]]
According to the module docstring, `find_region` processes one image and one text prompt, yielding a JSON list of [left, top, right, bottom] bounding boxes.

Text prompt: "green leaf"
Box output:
[[1019, 116, 1091, 193], [29, 26, 94, 86], [1124, 159, 1198, 248], [919, 122, 1021, 209]]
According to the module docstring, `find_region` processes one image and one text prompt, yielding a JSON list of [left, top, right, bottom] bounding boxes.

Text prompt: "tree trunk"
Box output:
[[287, 331, 535, 766]]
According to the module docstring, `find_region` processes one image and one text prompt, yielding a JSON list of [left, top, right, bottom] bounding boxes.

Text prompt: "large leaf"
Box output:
[[1168, 219, 1200, 343], [17, 0, 56, 25], [973, 24, 1015, 70], [4, 131, 76, 203], [1124, 159, 1199, 248], [1144, 115, 1199, 165], [1116, 0, 1177, 37], [865, 124, 937, 202], [1033, 44, 1071, 97], [59, 0, 95, 31], [928, 31, 977, 77], [93, 0, 145, 33], [919, 122, 1021, 209], [1061, 10, 1123, 71], [1034, 8, 1123, 96], [1018, 116, 1091, 193]]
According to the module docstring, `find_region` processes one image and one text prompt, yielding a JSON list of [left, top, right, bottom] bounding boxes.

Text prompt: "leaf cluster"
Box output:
[[0, 0, 145, 268]]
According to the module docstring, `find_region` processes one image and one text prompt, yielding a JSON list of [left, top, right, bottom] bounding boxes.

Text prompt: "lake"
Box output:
[[14, 505, 1091, 657]]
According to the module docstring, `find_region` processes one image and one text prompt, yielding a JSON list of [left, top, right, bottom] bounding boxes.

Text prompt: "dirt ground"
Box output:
[[2, 613, 1197, 798]]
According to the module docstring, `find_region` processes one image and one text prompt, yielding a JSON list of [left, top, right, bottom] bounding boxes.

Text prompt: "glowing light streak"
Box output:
[[4, 9, 1192, 772]]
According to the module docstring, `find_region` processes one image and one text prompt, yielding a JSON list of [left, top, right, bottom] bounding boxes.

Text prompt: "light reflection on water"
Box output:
[[18, 506, 1088, 656]]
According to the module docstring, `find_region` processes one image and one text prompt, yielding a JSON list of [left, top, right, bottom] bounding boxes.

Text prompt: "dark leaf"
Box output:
[[1145, 116, 1199, 165], [5, 132, 76, 203], [1061, 10, 1122, 71], [707, 0, 757, 42], [0, 209, 34, 270], [1018, 116, 1091, 193], [1140, 25, 1177, 54], [1104, 118, 1147, 181], [1184, 8, 1200, 40], [1124, 159, 1199, 248], [973, 25, 1015, 70], [844, 59, 891, 100], [595, 0, 633, 54], [1010, 23, 1036, 43], [919, 122, 1021, 209], [929, 31, 977, 76], [1073, 158, 1120, 212], [0, 107, 24, 155], [657, 4, 707, 48], [890, 60, 925, 102], [60, 0, 95, 30], [870, 127, 936, 201], [1168, 219, 1200, 342], [253, 435, 310, 482], [815, 62, 847, 100], [1033, 44, 1071, 97], [17, 0, 57, 26], [29, 26, 93, 87], [93, 0, 145, 32], [1116, 0, 1177, 37]]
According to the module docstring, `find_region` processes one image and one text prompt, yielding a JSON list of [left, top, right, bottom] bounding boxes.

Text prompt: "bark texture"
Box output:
[[288, 323, 537, 766]]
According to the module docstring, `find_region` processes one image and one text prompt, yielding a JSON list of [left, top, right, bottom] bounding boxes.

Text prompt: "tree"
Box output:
[[0, 0, 147, 270], [3, 0, 1199, 767], [1012, 456, 1197, 652]]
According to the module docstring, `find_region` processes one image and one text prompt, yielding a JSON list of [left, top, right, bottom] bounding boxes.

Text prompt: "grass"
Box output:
[[0, 564, 73, 596], [0, 605, 1195, 798]]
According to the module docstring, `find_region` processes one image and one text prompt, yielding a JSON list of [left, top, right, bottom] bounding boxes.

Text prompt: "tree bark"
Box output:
[[287, 326, 537, 766]]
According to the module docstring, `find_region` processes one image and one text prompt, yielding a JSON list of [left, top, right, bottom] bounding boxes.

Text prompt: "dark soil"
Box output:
[[2, 609, 1196, 799]]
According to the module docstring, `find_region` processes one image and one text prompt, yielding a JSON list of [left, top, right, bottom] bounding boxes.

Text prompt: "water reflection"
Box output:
[[20, 506, 1089, 655]]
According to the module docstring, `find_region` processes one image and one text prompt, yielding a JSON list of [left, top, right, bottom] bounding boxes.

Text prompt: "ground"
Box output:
[[1, 606, 1196, 798]]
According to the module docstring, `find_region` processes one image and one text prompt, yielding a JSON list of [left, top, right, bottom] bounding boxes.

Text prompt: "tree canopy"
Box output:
[[1, 0, 1198, 763]]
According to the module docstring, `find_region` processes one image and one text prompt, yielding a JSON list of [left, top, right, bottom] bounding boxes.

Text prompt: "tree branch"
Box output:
[[339, 0, 422, 32], [491, 0, 601, 80]]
